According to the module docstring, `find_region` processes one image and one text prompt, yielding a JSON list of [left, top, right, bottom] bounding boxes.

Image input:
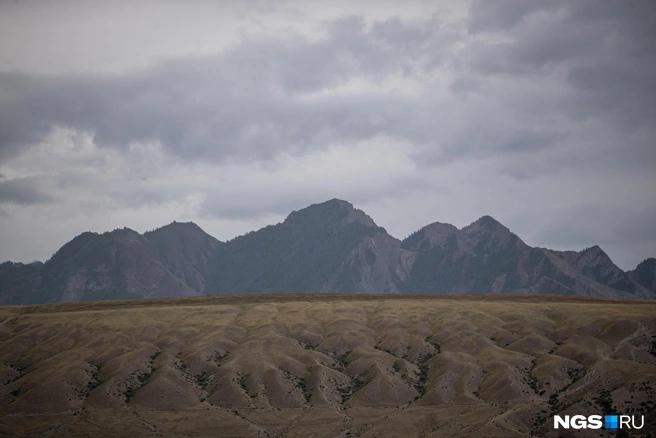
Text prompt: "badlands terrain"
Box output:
[[1, 293, 655, 437]]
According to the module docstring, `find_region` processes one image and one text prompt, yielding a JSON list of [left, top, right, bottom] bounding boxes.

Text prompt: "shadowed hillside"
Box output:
[[209, 199, 405, 294], [1, 294, 654, 437], [0, 222, 222, 304]]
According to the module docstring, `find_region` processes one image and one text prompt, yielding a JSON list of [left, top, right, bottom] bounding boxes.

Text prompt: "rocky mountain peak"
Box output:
[[146, 221, 218, 242], [462, 215, 506, 233], [401, 221, 460, 252], [284, 199, 378, 229], [47, 231, 102, 263], [339, 204, 378, 228], [105, 227, 143, 245], [574, 245, 612, 266], [630, 257, 656, 290], [461, 215, 524, 253], [636, 257, 656, 271], [151, 220, 201, 232]]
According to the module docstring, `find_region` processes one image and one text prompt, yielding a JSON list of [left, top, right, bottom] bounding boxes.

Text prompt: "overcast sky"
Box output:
[[0, 0, 655, 270]]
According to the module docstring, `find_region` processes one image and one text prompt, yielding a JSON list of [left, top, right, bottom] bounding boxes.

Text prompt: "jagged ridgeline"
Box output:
[[0, 199, 654, 304]]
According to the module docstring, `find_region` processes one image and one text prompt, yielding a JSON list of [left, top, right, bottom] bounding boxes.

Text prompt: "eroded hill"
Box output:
[[1, 294, 655, 437]]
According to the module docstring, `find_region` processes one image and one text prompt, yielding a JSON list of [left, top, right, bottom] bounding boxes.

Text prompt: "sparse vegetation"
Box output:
[[524, 360, 539, 394], [411, 338, 441, 397], [86, 363, 103, 392], [237, 373, 250, 397], [594, 389, 614, 413], [208, 350, 228, 362], [194, 371, 215, 389], [336, 351, 352, 370], [123, 350, 160, 403], [299, 375, 311, 403], [0, 294, 653, 437]]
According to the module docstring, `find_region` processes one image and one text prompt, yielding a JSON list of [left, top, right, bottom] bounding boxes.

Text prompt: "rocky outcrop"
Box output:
[[400, 216, 655, 299], [323, 231, 412, 293]]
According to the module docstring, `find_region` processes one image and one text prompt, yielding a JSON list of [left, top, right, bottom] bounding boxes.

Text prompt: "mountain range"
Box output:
[[1, 199, 654, 304]]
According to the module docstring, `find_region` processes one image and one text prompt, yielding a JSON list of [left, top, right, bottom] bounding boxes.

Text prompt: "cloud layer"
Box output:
[[1, 0, 655, 270]]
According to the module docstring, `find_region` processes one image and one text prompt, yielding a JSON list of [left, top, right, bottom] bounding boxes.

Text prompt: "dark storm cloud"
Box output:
[[466, 0, 656, 134], [0, 177, 52, 205]]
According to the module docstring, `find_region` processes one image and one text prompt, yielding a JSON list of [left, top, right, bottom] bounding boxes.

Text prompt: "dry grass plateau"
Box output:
[[0, 293, 655, 437]]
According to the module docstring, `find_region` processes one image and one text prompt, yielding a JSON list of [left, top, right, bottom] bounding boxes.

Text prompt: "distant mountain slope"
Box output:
[[401, 216, 530, 294], [0, 222, 222, 304], [145, 221, 222, 294], [0, 261, 43, 304], [630, 258, 656, 291], [209, 199, 408, 293], [401, 216, 654, 299], [0, 199, 654, 303]]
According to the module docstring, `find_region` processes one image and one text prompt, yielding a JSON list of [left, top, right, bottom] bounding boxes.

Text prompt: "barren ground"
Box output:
[[1, 293, 655, 437]]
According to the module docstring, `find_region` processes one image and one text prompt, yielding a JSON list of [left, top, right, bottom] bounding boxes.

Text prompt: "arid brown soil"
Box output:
[[1, 293, 655, 437]]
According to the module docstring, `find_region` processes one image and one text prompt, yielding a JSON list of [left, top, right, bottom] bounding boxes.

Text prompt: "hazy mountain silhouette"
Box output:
[[1, 199, 653, 303]]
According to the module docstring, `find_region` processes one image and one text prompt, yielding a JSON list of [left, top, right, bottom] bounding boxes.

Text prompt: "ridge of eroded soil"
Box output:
[[1, 294, 655, 437]]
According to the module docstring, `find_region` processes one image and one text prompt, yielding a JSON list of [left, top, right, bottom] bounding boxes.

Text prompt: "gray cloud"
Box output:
[[0, 16, 451, 167], [199, 169, 429, 222], [4, 3, 653, 172], [468, 0, 553, 33], [0, 1, 655, 271], [0, 177, 52, 205], [466, 0, 656, 134], [531, 204, 656, 268]]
